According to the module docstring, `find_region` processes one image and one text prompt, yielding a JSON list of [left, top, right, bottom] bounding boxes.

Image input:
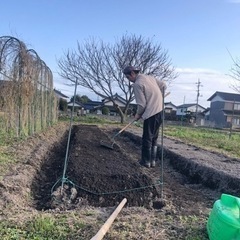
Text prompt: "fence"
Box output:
[[0, 36, 58, 137]]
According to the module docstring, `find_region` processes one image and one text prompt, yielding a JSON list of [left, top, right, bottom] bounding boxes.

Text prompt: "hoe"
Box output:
[[100, 119, 135, 150]]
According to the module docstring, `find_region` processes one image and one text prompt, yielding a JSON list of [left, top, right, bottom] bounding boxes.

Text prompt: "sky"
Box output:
[[1, 0, 240, 108]]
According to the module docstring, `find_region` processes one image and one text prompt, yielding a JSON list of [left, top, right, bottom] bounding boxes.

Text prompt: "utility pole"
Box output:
[[229, 99, 235, 139], [181, 95, 185, 126], [195, 79, 202, 124]]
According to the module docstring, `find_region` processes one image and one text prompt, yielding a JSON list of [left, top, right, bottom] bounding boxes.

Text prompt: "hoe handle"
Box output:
[[113, 120, 135, 139], [118, 120, 135, 134]]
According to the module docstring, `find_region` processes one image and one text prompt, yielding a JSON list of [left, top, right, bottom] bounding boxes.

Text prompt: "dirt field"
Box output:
[[1, 122, 240, 239]]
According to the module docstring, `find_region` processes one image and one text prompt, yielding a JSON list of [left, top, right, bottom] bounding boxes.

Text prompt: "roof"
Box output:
[[67, 101, 83, 107], [83, 101, 103, 110], [165, 102, 177, 108], [202, 107, 210, 114], [177, 103, 205, 109], [84, 100, 102, 106], [54, 89, 69, 99], [102, 93, 126, 105], [207, 91, 240, 102]]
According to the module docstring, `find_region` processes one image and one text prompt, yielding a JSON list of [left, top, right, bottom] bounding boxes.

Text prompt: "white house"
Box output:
[[102, 93, 126, 108], [176, 103, 205, 116]]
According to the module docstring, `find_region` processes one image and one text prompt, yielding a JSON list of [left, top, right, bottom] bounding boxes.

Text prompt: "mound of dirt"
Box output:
[[49, 125, 160, 210]]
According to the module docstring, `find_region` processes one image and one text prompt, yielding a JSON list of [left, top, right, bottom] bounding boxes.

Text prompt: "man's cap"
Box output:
[[123, 66, 140, 74]]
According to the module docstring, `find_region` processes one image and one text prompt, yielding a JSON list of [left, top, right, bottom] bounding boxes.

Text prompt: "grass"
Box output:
[[0, 129, 20, 175], [1, 215, 209, 240], [164, 125, 240, 158], [0, 212, 209, 240], [58, 114, 119, 124], [0, 213, 96, 240]]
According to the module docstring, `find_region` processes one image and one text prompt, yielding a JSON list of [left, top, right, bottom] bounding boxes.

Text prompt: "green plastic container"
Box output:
[[207, 194, 240, 240]]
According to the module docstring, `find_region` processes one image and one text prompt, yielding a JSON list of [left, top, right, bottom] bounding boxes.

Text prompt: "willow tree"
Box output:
[[58, 34, 177, 123]]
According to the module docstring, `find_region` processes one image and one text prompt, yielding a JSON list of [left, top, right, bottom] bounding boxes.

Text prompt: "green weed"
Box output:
[[0, 215, 88, 240]]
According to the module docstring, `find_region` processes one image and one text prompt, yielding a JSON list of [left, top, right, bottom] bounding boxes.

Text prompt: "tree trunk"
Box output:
[[115, 105, 125, 123]]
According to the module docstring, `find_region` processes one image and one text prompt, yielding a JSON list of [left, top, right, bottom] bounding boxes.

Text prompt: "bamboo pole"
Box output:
[[90, 198, 127, 240]]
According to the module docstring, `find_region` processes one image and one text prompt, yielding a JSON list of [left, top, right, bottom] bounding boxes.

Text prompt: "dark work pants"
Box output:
[[142, 111, 162, 149]]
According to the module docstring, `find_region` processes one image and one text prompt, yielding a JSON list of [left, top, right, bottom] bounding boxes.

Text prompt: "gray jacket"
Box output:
[[133, 74, 166, 120]]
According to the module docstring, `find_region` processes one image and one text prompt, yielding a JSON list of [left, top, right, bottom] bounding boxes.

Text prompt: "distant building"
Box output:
[[101, 93, 134, 116], [176, 103, 205, 116], [164, 102, 177, 120], [207, 91, 240, 128], [67, 101, 84, 109], [83, 100, 103, 114], [54, 89, 69, 100]]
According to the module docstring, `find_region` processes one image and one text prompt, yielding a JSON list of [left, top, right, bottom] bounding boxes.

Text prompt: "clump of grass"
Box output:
[[59, 114, 118, 124], [78, 115, 116, 124], [0, 128, 18, 146], [0, 214, 95, 240], [0, 152, 15, 171]]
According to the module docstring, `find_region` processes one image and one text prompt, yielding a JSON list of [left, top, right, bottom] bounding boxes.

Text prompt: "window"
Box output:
[[224, 102, 233, 110], [233, 103, 240, 111], [233, 117, 240, 125]]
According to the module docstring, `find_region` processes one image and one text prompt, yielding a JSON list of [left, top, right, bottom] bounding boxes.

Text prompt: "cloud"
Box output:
[[54, 67, 237, 108], [167, 67, 236, 108]]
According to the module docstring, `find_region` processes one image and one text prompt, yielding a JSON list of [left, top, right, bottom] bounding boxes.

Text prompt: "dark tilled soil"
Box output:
[[1, 122, 240, 239], [65, 125, 160, 208], [27, 123, 234, 212]]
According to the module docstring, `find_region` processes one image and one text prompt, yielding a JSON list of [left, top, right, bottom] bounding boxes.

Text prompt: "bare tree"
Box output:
[[229, 55, 240, 93], [58, 34, 177, 123]]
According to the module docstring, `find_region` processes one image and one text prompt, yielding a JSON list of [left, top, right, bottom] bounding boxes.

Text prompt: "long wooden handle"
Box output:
[[90, 198, 127, 240], [118, 120, 135, 134]]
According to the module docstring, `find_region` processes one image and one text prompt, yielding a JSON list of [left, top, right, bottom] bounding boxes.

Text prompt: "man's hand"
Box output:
[[134, 114, 141, 121]]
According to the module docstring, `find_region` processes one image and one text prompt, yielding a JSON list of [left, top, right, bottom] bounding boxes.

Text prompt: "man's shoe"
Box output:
[[145, 161, 151, 168], [141, 147, 151, 168], [151, 160, 156, 167], [151, 146, 158, 168]]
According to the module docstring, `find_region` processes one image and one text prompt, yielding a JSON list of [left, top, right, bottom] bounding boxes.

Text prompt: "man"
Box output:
[[123, 66, 166, 168]]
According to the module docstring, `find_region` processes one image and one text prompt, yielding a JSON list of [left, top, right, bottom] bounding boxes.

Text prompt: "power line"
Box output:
[[172, 82, 196, 85]]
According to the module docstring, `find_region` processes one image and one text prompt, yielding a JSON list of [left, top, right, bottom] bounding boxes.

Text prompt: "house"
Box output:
[[102, 93, 126, 106], [196, 107, 210, 126], [207, 91, 240, 128], [176, 103, 205, 116], [83, 100, 103, 114], [67, 101, 84, 109], [53, 89, 69, 100], [102, 93, 128, 116], [164, 102, 177, 120], [176, 103, 206, 122], [203, 107, 210, 120], [66, 93, 128, 116], [64, 92, 180, 117]]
